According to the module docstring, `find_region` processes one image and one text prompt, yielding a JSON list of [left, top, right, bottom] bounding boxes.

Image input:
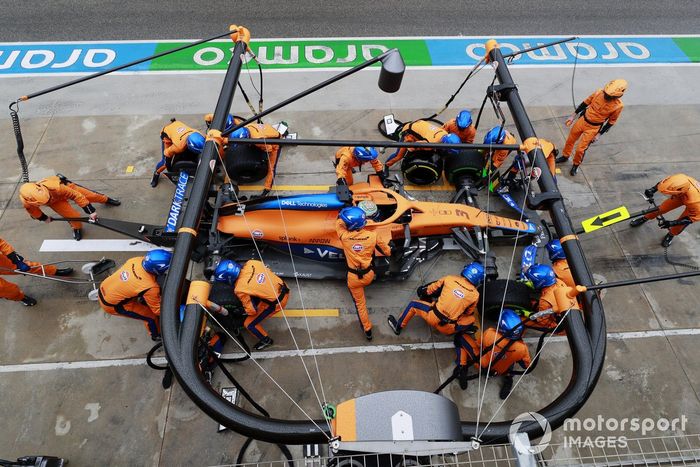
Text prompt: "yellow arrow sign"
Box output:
[[581, 206, 631, 233]]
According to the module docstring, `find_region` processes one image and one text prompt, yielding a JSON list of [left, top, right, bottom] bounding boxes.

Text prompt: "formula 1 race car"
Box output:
[[208, 174, 541, 281]]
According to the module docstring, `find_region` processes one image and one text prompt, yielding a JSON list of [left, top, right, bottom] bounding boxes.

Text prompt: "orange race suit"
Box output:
[[240, 123, 282, 191], [334, 147, 384, 185], [0, 237, 57, 302], [552, 259, 575, 288], [396, 274, 479, 336], [21, 176, 107, 230], [156, 120, 204, 174], [336, 219, 391, 332], [486, 132, 518, 170], [98, 257, 162, 339], [528, 278, 578, 332], [457, 327, 532, 375], [234, 260, 289, 340], [443, 118, 476, 144], [644, 174, 700, 236], [385, 120, 448, 168], [563, 89, 624, 165]]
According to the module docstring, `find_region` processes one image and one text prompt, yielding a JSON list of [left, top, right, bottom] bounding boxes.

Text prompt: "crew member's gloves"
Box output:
[[530, 309, 554, 320], [7, 252, 30, 272], [209, 302, 229, 316], [336, 178, 347, 186], [416, 284, 431, 301], [461, 324, 478, 334], [644, 186, 658, 200]]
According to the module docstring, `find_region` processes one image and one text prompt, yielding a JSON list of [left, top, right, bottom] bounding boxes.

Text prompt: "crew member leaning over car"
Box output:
[[336, 207, 392, 341], [385, 119, 460, 168]]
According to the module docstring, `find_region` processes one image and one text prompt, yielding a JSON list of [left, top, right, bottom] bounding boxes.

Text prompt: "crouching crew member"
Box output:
[[558, 79, 626, 176], [523, 264, 578, 332], [455, 309, 531, 397], [335, 146, 384, 186], [336, 207, 392, 340], [214, 259, 289, 350], [385, 119, 460, 168], [19, 175, 120, 241], [98, 249, 171, 340], [151, 119, 206, 187], [0, 237, 72, 306], [387, 262, 484, 337], [442, 110, 476, 144], [630, 173, 700, 247], [229, 123, 283, 196]]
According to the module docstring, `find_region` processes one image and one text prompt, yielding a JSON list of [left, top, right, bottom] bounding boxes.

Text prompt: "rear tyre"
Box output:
[[400, 150, 443, 185], [224, 145, 269, 183], [444, 149, 484, 185], [479, 279, 533, 321]]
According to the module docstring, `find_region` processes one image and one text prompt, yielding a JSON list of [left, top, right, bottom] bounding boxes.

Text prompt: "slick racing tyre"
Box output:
[[479, 279, 534, 320], [444, 149, 484, 185], [224, 144, 269, 183], [400, 150, 443, 185]]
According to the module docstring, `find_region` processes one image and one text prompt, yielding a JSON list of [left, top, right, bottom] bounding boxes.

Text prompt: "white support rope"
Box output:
[[477, 308, 572, 438], [216, 135, 334, 436], [193, 300, 331, 439]]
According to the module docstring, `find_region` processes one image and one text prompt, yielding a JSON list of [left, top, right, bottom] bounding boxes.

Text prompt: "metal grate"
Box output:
[[212, 434, 700, 467]]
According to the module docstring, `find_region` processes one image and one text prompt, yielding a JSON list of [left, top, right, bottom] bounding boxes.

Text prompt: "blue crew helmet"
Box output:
[[524, 263, 557, 289], [142, 249, 173, 275], [338, 206, 367, 231], [461, 262, 485, 286], [214, 260, 242, 286]]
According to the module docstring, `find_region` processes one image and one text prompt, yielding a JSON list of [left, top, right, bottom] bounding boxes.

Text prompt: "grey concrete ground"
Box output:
[[1, 1, 700, 41], [1, 69, 700, 465]]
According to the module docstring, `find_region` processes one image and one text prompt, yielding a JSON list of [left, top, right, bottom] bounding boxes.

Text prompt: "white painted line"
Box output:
[[2, 62, 700, 79], [40, 239, 164, 252], [2, 327, 699, 374]]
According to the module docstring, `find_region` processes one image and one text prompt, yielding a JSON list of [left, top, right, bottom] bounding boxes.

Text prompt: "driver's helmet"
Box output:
[[358, 200, 380, 221]]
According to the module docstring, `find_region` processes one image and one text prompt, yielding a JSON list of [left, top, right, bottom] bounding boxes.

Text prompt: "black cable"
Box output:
[[206, 343, 294, 466], [570, 39, 581, 110], [257, 62, 264, 120], [9, 102, 29, 183], [146, 342, 169, 370], [427, 59, 485, 120], [16, 29, 235, 102]]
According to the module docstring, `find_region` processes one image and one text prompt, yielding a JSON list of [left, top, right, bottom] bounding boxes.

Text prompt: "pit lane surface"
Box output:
[[1, 0, 700, 41], [2, 37, 700, 467]]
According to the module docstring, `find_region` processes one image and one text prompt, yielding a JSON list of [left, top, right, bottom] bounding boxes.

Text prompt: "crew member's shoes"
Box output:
[[73, 229, 82, 241], [151, 335, 162, 342], [555, 155, 569, 164], [456, 366, 469, 390], [364, 329, 373, 341], [629, 217, 649, 227], [106, 197, 121, 206], [55, 267, 74, 276], [499, 376, 514, 400], [254, 336, 273, 350], [260, 189, 270, 197], [150, 172, 160, 188], [387, 315, 401, 336], [21, 295, 37, 306], [569, 165, 579, 176], [661, 233, 675, 248]]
